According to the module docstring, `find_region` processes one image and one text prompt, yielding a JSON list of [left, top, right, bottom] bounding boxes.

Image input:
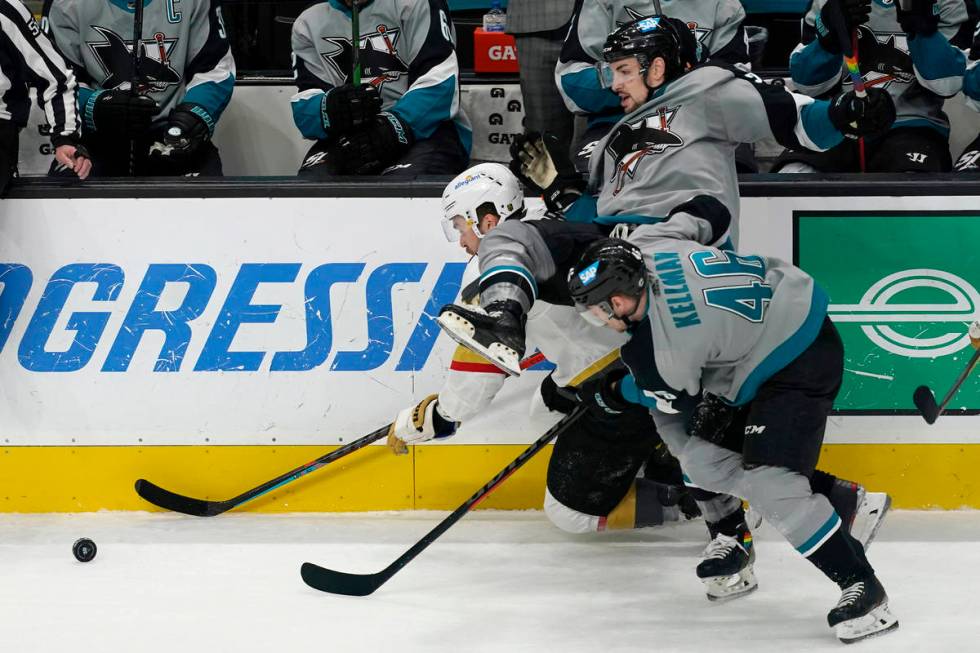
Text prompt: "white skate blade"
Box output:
[[436, 311, 521, 377], [703, 566, 758, 602], [835, 602, 899, 644], [852, 492, 891, 551]]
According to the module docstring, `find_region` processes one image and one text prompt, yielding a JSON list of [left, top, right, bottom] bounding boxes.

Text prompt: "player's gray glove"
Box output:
[[816, 0, 871, 54], [895, 0, 940, 38], [828, 87, 896, 139], [687, 393, 737, 444], [509, 131, 585, 213]]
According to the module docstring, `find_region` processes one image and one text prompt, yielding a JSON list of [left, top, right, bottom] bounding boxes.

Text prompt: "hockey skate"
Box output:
[[829, 481, 892, 551], [436, 301, 526, 376], [696, 525, 758, 602], [827, 575, 899, 644]]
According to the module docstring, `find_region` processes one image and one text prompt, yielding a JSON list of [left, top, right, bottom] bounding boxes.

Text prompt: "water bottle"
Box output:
[[483, 0, 506, 32]]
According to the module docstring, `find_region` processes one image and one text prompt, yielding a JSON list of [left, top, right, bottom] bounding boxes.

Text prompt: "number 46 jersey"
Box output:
[[621, 209, 830, 409]]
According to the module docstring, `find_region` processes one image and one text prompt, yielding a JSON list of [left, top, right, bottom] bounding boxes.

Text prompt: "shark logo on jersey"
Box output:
[[620, 7, 712, 44], [88, 26, 181, 92], [321, 25, 408, 88], [852, 25, 913, 89], [606, 106, 684, 195]]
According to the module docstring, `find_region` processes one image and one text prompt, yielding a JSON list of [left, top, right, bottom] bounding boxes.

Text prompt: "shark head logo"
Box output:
[[620, 7, 712, 44], [322, 25, 408, 88], [605, 106, 684, 195], [854, 25, 913, 88], [88, 26, 181, 92]]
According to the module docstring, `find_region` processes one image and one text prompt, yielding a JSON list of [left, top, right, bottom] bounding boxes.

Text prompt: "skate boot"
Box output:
[[437, 300, 526, 376], [696, 521, 757, 602], [827, 575, 899, 644], [828, 480, 891, 551]]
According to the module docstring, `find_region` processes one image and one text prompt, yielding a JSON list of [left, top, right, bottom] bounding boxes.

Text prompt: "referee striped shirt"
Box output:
[[0, 0, 77, 142]]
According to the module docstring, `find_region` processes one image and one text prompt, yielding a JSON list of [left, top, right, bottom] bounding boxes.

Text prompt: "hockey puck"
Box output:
[[72, 538, 97, 562]]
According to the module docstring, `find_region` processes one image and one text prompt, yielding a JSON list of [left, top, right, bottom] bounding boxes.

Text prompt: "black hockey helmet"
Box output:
[[601, 15, 704, 84], [567, 238, 646, 319]]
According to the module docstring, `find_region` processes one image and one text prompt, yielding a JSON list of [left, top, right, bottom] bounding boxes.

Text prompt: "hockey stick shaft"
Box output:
[[351, 0, 361, 85], [135, 424, 391, 516], [300, 406, 586, 596], [129, 0, 145, 176], [937, 347, 980, 410], [914, 341, 980, 423]]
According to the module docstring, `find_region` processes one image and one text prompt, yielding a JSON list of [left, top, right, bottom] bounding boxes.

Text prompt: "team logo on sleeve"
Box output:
[[321, 25, 408, 88], [605, 106, 684, 195], [88, 26, 181, 91], [850, 25, 913, 89]]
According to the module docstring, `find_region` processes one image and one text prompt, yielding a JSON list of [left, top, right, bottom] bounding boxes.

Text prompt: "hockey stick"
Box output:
[[135, 424, 391, 516], [129, 0, 145, 176], [351, 0, 361, 85], [913, 346, 980, 424], [825, 2, 868, 171], [300, 405, 585, 596], [137, 352, 550, 515]]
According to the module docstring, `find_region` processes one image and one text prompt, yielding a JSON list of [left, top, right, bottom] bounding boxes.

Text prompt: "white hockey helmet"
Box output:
[[440, 163, 525, 242]]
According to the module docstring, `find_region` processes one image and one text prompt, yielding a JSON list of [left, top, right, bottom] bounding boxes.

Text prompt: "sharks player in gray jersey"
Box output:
[[436, 189, 890, 604], [777, 0, 971, 172], [42, 0, 235, 177], [291, 0, 470, 178], [510, 16, 895, 242], [564, 204, 897, 643], [556, 0, 755, 171]]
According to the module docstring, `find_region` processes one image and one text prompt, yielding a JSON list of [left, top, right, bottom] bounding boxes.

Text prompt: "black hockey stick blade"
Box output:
[[913, 385, 940, 424], [134, 478, 228, 516], [135, 424, 391, 516], [300, 563, 387, 597], [300, 407, 585, 596]]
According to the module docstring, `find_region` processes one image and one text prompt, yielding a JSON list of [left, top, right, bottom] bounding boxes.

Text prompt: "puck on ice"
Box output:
[[72, 538, 97, 562]]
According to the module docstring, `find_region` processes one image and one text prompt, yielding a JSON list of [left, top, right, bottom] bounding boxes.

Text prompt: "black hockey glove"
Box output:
[[576, 368, 631, 417], [509, 131, 585, 213], [828, 87, 896, 139], [323, 83, 382, 135], [149, 103, 211, 161], [88, 90, 159, 138], [539, 372, 578, 415], [815, 0, 871, 54], [686, 393, 737, 445], [895, 0, 940, 38], [334, 112, 414, 175]]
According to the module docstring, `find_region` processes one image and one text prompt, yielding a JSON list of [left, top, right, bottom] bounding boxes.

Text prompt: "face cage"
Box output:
[[441, 214, 483, 242]]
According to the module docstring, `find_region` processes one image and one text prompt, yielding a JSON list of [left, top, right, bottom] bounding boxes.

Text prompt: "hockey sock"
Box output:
[[705, 504, 747, 539], [804, 522, 874, 588], [603, 478, 680, 530]]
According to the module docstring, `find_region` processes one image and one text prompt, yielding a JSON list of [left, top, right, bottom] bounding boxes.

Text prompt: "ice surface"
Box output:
[[1, 511, 977, 652]]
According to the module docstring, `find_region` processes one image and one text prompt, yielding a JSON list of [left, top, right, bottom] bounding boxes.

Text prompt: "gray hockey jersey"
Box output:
[[291, 0, 471, 150], [790, 0, 970, 134], [42, 0, 235, 131], [556, 0, 749, 117], [617, 210, 829, 410], [566, 63, 848, 230]]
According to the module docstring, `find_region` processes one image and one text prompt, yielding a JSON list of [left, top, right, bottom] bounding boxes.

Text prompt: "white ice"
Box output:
[[1, 511, 977, 653]]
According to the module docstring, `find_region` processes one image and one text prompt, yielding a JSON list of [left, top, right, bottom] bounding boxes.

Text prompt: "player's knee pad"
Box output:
[[543, 488, 600, 533]]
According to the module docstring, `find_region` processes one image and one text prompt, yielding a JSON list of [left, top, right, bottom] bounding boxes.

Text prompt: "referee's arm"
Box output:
[[0, 0, 88, 176]]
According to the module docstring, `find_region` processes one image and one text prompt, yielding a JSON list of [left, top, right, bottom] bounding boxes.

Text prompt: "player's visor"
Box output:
[[441, 214, 478, 242], [574, 300, 619, 328], [595, 61, 644, 89]]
